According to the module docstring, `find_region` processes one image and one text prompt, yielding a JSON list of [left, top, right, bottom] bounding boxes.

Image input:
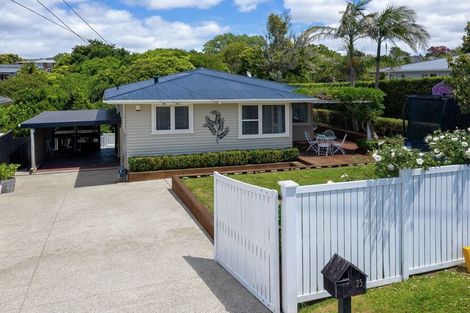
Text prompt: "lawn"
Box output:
[[300, 268, 470, 313], [182, 164, 378, 213]]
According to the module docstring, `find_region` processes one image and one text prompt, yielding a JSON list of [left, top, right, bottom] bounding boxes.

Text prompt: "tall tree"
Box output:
[[367, 5, 429, 88], [304, 0, 372, 86], [462, 22, 470, 53]]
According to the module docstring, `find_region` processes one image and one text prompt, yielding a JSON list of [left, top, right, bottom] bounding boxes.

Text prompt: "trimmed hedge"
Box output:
[[313, 108, 404, 137], [128, 148, 299, 172], [294, 77, 443, 118]]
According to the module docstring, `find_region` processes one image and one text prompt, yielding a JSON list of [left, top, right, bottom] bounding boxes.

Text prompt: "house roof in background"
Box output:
[[0, 96, 13, 105], [20, 109, 120, 129], [0, 64, 22, 74], [381, 55, 467, 73], [103, 68, 315, 103]]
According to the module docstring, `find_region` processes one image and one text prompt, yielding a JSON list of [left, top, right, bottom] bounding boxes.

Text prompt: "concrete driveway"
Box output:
[[0, 169, 269, 313]]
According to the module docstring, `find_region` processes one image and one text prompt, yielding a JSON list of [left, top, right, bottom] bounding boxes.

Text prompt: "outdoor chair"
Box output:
[[312, 122, 318, 132], [304, 131, 317, 153], [316, 135, 331, 156], [332, 134, 347, 155]]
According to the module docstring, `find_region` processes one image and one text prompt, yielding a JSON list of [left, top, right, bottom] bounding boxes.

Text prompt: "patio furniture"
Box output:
[[332, 134, 347, 155], [323, 129, 336, 139], [316, 135, 332, 156], [304, 131, 318, 153], [312, 122, 318, 132]]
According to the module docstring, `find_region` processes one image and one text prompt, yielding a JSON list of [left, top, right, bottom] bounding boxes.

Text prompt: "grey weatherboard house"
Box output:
[[103, 68, 317, 167]]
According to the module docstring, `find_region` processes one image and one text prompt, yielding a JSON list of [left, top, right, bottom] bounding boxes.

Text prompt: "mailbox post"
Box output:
[[321, 254, 367, 313]]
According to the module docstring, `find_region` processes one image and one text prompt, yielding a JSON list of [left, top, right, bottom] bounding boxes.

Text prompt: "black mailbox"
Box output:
[[321, 253, 367, 299]]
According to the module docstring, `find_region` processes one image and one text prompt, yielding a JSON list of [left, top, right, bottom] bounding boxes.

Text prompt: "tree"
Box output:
[[203, 33, 265, 54], [69, 40, 129, 64], [366, 5, 429, 88], [384, 47, 411, 67], [0, 54, 22, 64], [461, 22, 470, 53], [448, 54, 470, 114], [426, 46, 452, 57], [305, 0, 372, 86]]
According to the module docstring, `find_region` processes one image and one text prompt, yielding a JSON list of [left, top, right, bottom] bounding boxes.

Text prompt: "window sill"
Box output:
[[151, 130, 194, 135], [238, 133, 290, 139]]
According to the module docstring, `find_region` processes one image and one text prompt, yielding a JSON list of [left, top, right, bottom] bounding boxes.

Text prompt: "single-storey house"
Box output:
[[380, 55, 467, 79], [103, 68, 317, 167]]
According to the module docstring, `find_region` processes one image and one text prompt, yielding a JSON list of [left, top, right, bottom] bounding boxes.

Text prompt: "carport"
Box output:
[[20, 109, 120, 171]]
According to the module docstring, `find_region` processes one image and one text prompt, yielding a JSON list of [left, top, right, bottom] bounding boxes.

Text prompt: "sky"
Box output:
[[0, 0, 468, 58]]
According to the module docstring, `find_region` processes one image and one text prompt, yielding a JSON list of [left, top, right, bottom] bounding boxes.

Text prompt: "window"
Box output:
[[292, 103, 309, 123], [239, 104, 289, 137], [152, 104, 193, 134]]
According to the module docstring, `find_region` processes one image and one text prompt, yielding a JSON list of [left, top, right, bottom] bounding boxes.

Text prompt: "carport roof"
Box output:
[[20, 109, 120, 128]]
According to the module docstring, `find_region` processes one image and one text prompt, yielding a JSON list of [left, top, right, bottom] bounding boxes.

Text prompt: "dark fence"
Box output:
[[0, 131, 30, 166], [0, 131, 14, 163]]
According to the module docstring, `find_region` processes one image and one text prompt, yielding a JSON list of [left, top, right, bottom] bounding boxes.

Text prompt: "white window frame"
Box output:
[[238, 103, 290, 139], [291, 103, 311, 126], [151, 103, 194, 135]]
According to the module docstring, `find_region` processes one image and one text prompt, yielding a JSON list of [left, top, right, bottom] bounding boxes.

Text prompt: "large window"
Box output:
[[292, 103, 309, 123], [240, 104, 288, 137], [152, 104, 193, 134]]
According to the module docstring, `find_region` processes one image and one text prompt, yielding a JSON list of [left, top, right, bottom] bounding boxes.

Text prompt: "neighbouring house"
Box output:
[[0, 59, 56, 80], [0, 96, 13, 106], [381, 55, 458, 79], [103, 68, 317, 167]]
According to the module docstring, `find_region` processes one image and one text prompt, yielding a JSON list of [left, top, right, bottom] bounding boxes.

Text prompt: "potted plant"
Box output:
[[0, 163, 20, 194]]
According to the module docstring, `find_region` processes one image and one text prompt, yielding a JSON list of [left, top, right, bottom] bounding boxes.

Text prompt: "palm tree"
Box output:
[[304, 0, 372, 86], [367, 5, 430, 88]]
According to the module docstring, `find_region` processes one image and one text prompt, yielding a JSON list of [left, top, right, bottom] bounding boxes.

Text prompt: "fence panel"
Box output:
[[293, 178, 403, 303], [214, 172, 280, 313], [408, 166, 470, 275], [100, 133, 115, 148]]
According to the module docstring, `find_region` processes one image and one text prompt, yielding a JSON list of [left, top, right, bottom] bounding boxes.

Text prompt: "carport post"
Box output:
[[30, 128, 37, 172]]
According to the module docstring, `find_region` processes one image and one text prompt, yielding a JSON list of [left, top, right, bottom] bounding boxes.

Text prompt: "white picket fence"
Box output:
[[213, 164, 470, 313], [214, 172, 281, 312], [280, 165, 470, 313], [100, 133, 115, 149]]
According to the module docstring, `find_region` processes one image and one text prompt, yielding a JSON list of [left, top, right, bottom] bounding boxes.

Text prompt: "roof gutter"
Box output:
[[103, 98, 320, 105]]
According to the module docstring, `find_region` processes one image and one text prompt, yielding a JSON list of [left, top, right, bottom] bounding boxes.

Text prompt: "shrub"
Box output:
[[448, 54, 470, 114], [356, 138, 378, 152], [374, 116, 404, 136], [0, 163, 20, 180], [294, 77, 443, 119], [128, 148, 299, 172], [372, 129, 470, 178]]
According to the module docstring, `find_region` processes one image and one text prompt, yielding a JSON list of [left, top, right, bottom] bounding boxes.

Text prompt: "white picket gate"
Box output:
[[214, 172, 281, 313], [100, 133, 115, 148]]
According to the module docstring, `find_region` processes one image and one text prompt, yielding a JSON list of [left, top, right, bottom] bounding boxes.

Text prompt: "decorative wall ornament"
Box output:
[[204, 110, 229, 143]]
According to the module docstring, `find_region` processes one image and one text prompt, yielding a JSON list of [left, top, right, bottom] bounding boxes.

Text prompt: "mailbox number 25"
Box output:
[[356, 279, 364, 288]]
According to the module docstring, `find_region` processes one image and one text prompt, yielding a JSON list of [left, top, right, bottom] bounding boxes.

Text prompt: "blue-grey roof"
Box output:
[[103, 68, 314, 102], [20, 109, 120, 129], [0, 64, 22, 74], [381, 55, 468, 73]]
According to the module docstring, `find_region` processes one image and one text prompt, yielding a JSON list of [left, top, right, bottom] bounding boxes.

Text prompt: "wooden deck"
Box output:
[[298, 154, 372, 167]]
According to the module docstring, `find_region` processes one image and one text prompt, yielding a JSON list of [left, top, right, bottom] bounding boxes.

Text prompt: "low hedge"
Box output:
[[313, 108, 404, 137], [128, 148, 299, 172]]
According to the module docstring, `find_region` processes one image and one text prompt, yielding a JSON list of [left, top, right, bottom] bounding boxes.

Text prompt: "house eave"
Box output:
[[103, 98, 319, 105]]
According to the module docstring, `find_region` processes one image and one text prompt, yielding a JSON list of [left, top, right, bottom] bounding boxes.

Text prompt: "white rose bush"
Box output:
[[372, 129, 470, 178]]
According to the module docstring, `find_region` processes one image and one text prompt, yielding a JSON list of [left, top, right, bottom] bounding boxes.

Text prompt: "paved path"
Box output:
[[0, 169, 269, 313]]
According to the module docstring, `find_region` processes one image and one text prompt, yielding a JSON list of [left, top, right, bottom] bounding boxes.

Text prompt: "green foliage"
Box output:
[[298, 86, 385, 121], [0, 163, 20, 180], [69, 40, 129, 64], [203, 33, 265, 54], [296, 77, 443, 118], [374, 116, 404, 136], [356, 138, 378, 152], [448, 54, 470, 114], [462, 21, 470, 53], [0, 54, 22, 64], [373, 129, 470, 178], [128, 148, 299, 172]]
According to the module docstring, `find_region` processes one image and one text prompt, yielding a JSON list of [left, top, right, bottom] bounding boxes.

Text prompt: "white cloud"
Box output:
[[284, 0, 470, 54], [123, 0, 222, 10], [234, 0, 268, 12], [0, 1, 228, 58]]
